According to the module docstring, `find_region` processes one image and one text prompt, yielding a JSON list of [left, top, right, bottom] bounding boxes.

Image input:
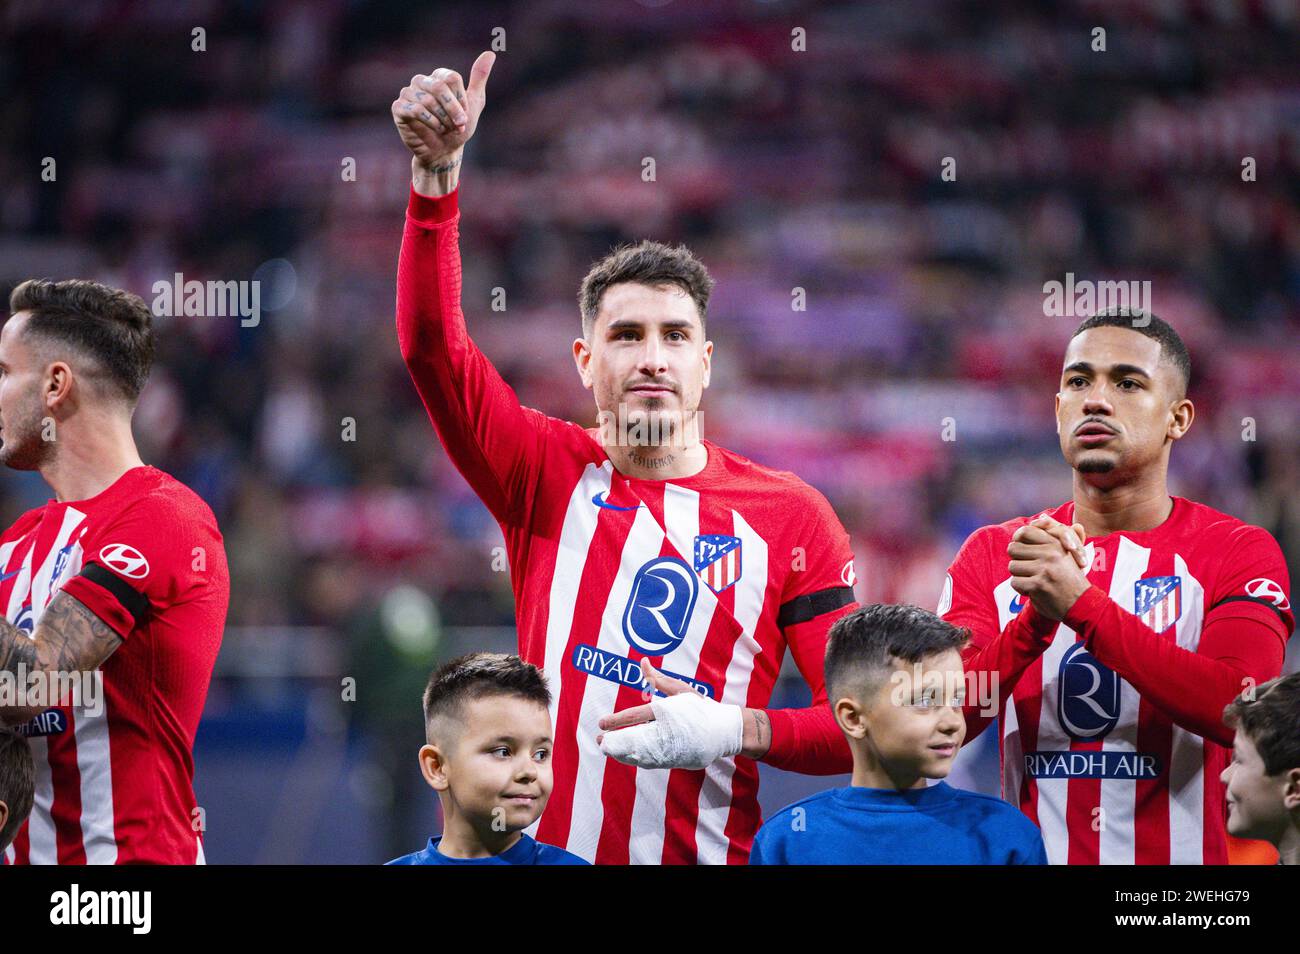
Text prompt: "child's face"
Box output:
[[425, 696, 554, 833], [859, 649, 967, 779], [1220, 729, 1289, 842]]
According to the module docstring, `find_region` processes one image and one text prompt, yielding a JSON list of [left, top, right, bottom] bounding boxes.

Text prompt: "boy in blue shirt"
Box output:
[[387, 652, 588, 865], [750, 603, 1046, 864]]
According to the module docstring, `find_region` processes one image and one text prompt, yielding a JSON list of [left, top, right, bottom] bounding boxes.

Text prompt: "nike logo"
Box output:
[[0, 568, 21, 583], [592, 492, 641, 512]]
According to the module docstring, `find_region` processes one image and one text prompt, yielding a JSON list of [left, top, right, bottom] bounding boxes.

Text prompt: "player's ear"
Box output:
[[572, 337, 594, 391], [833, 696, 867, 740], [418, 743, 450, 792], [1282, 767, 1300, 812], [1053, 391, 1062, 433], [1167, 397, 1194, 441], [45, 360, 74, 410], [0, 801, 8, 837], [701, 339, 713, 390]]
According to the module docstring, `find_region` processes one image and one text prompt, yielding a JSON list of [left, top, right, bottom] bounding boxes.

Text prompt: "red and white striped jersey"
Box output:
[[941, 497, 1293, 864], [2, 466, 229, 865], [398, 187, 858, 864]]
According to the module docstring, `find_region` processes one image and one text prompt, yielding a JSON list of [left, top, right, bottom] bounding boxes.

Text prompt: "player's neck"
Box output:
[[437, 809, 522, 859], [605, 439, 708, 481], [1279, 821, 1300, 866], [1071, 470, 1173, 538], [38, 414, 145, 503]]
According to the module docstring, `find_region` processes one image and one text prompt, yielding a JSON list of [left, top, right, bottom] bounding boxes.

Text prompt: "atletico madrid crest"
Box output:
[[1135, 575, 1182, 634], [693, 534, 742, 594]]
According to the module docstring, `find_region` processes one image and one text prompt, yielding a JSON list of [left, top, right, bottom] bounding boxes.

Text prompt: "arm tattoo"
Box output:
[[753, 709, 771, 754], [426, 156, 462, 174], [0, 617, 37, 676], [0, 592, 122, 678]]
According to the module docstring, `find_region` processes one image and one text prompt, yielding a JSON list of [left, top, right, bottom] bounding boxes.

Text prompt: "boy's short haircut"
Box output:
[[1222, 673, 1300, 776], [824, 603, 970, 703], [0, 729, 35, 852], [422, 653, 551, 743]]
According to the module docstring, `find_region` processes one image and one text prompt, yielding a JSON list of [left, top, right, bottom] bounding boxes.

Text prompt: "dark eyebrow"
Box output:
[[1063, 361, 1152, 379], [605, 318, 695, 334]]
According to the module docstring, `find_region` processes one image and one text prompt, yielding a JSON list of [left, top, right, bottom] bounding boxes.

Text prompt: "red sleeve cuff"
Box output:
[[58, 576, 137, 639], [765, 707, 797, 761], [408, 185, 459, 227], [1062, 584, 1111, 635]]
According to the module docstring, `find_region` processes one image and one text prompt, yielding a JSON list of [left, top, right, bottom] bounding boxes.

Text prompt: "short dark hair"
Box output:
[[422, 652, 551, 742], [1072, 310, 1191, 395], [578, 240, 715, 338], [824, 603, 969, 702], [1223, 673, 1300, 777], [0, 729, 34, 852], [8, 278, 155, 402]]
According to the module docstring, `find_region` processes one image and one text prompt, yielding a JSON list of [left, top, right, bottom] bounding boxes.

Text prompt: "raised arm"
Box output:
[[392, 52, 547, 525]]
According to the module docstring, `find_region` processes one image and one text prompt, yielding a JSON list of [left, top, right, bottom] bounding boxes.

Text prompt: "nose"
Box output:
[[636, 336, 668, 377], [515, 756, 538, 782], [1080, 383, 1115, 417], [938, 704, 964, 734]]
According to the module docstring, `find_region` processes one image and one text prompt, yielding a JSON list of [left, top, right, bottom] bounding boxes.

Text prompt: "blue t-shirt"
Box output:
[[749, 782, 1047, 865], [386, 833, 589, 866]]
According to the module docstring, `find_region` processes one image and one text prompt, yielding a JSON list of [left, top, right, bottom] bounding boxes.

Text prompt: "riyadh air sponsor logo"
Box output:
[[1245, 577, 1289, 611], [1009, 594, 1026, 614], [15, 708, 68, 737], [1024, 751, 1162, 779], [1058, 642, 1121, 740], [571, 644, 714, 698], [622, 557, 698, 655], [99, 543, 150, 579], [591, 492, 641, 512]]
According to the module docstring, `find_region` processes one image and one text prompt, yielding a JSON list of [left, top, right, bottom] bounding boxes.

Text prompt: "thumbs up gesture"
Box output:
[[392, 51, 495, 178]]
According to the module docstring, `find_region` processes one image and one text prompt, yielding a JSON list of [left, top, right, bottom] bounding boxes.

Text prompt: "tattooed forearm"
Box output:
[[742, 708, 773, 760], [0, 616, 37, 676], [0, 593, 121, 680], [33, 594, 123, 674]]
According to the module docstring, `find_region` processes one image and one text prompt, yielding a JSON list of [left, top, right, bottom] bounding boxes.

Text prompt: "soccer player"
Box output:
[[387, 653, 587, 865], [1220, 674, 1300, 865], [0, 729, 34, 853], [0, 279, 229, 864], [749, 604, 1046, 864], [939, 311, 1294, 864], [392, 54, 858, 863]]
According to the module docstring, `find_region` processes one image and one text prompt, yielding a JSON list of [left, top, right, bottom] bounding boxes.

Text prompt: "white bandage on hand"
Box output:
[[598, 691, 744, 770]]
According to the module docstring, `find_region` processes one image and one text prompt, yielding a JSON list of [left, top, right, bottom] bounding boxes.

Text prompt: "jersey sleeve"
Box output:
[[1064, 582, 1286, 747], [762, 487, 857, 775], [397, 185, 548, 526], [58, 492, 223, 639], [941, 525, 1059, 741], [1206, 524, 1294, 642]]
